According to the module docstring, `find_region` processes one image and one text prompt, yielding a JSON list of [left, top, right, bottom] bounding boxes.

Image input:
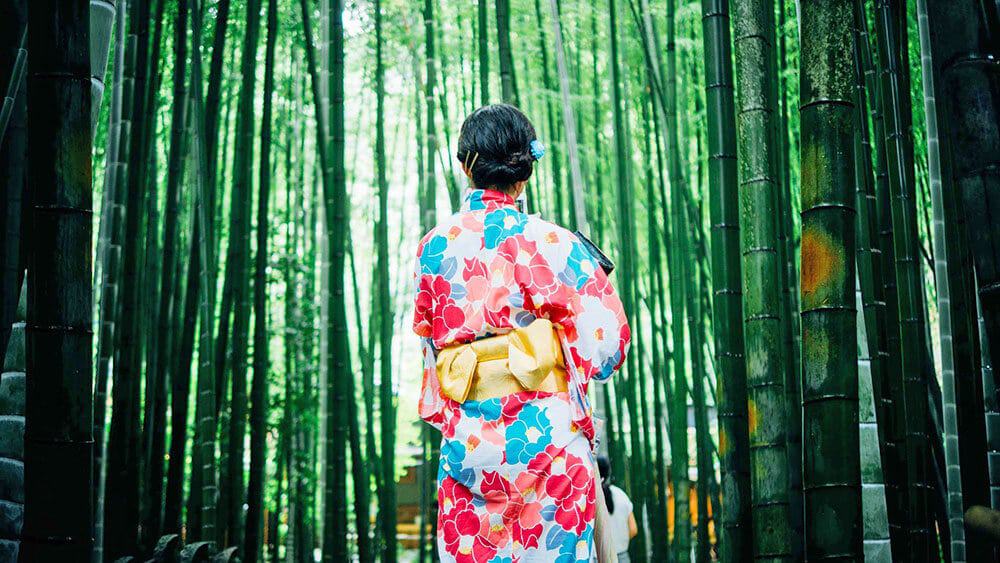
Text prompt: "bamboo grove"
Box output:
[[1, 0, 1000, 561]]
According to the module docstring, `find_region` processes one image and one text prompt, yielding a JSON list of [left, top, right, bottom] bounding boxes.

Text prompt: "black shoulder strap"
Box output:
[[574, 230, 615, 276]]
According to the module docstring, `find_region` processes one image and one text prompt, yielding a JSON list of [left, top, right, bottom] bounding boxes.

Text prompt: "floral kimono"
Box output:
[[413, 188, 630, 562]]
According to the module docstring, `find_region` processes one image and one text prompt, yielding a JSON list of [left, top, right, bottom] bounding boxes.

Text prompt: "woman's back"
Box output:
[[414, 188, 622, 359], [414, 188, 629, 431], [412, 104, 630, 563]]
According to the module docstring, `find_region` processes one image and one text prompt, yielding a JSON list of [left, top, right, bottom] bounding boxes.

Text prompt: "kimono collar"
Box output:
[[461, 188, 518, 212]]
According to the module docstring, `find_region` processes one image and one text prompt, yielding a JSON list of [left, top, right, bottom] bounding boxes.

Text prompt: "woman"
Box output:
[[412, 104, 630, 562], [596, 456, 638, 562]]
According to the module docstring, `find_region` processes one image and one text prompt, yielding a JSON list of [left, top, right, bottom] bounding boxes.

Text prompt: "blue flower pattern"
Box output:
[[555, 524, 593, 562], [483, 208, 527, 249], [467, 189, 487, 211], [439, 439, 475, 487], [563, 241, 597, 290], [419, 235, 448, 275], [505, 403, 553, 464], [461, 398, 502, 422]]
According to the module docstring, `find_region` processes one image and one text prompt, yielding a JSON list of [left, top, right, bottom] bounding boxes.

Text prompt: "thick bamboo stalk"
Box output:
[[799, 0, 862, 558], [731, 0, 793, 557], [22, 1, 93, 560]]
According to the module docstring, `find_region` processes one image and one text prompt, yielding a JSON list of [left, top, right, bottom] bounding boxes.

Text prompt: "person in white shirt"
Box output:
[[597, 455, 638, 562]]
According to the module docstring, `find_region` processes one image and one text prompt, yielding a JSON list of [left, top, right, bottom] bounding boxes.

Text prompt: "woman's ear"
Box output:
[[512, 180, 528, 198]]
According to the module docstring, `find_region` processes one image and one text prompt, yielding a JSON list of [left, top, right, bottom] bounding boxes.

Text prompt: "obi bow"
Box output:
[[435, 318, 567, 403]]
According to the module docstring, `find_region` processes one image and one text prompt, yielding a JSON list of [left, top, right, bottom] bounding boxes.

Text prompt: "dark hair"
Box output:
[[456, 104, 537, 193], [597, 455, 615, 514]]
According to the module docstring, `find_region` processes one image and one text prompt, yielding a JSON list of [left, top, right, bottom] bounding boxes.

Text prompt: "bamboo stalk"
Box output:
[[799, 0, 863, 558], [22, 1, 93, 559], [701, 0, 752, 559], [732, 0, 793, 557]]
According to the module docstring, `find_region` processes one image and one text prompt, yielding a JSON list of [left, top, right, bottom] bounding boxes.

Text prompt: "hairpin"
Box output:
[[530, 139, 546, 160], [464, 150, 480, 170]]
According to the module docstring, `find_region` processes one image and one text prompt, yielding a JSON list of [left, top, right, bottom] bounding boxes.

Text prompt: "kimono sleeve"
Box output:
[[523, 228, 631, 384], [412, 241, 447, 429]]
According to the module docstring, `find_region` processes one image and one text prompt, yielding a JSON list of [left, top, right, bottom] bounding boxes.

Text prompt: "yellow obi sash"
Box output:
[[436, 318, 568, 403]]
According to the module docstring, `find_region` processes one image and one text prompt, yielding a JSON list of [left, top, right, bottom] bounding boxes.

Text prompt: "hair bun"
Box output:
[[455, 104, 539, 191]]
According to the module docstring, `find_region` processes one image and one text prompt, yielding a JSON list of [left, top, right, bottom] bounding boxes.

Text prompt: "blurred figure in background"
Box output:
[[597, 455, 638, 562]]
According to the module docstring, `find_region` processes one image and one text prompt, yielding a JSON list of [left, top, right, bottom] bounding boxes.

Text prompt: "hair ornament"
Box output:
[[464, 150, 480, 170], [529, 139, 546, 160]]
